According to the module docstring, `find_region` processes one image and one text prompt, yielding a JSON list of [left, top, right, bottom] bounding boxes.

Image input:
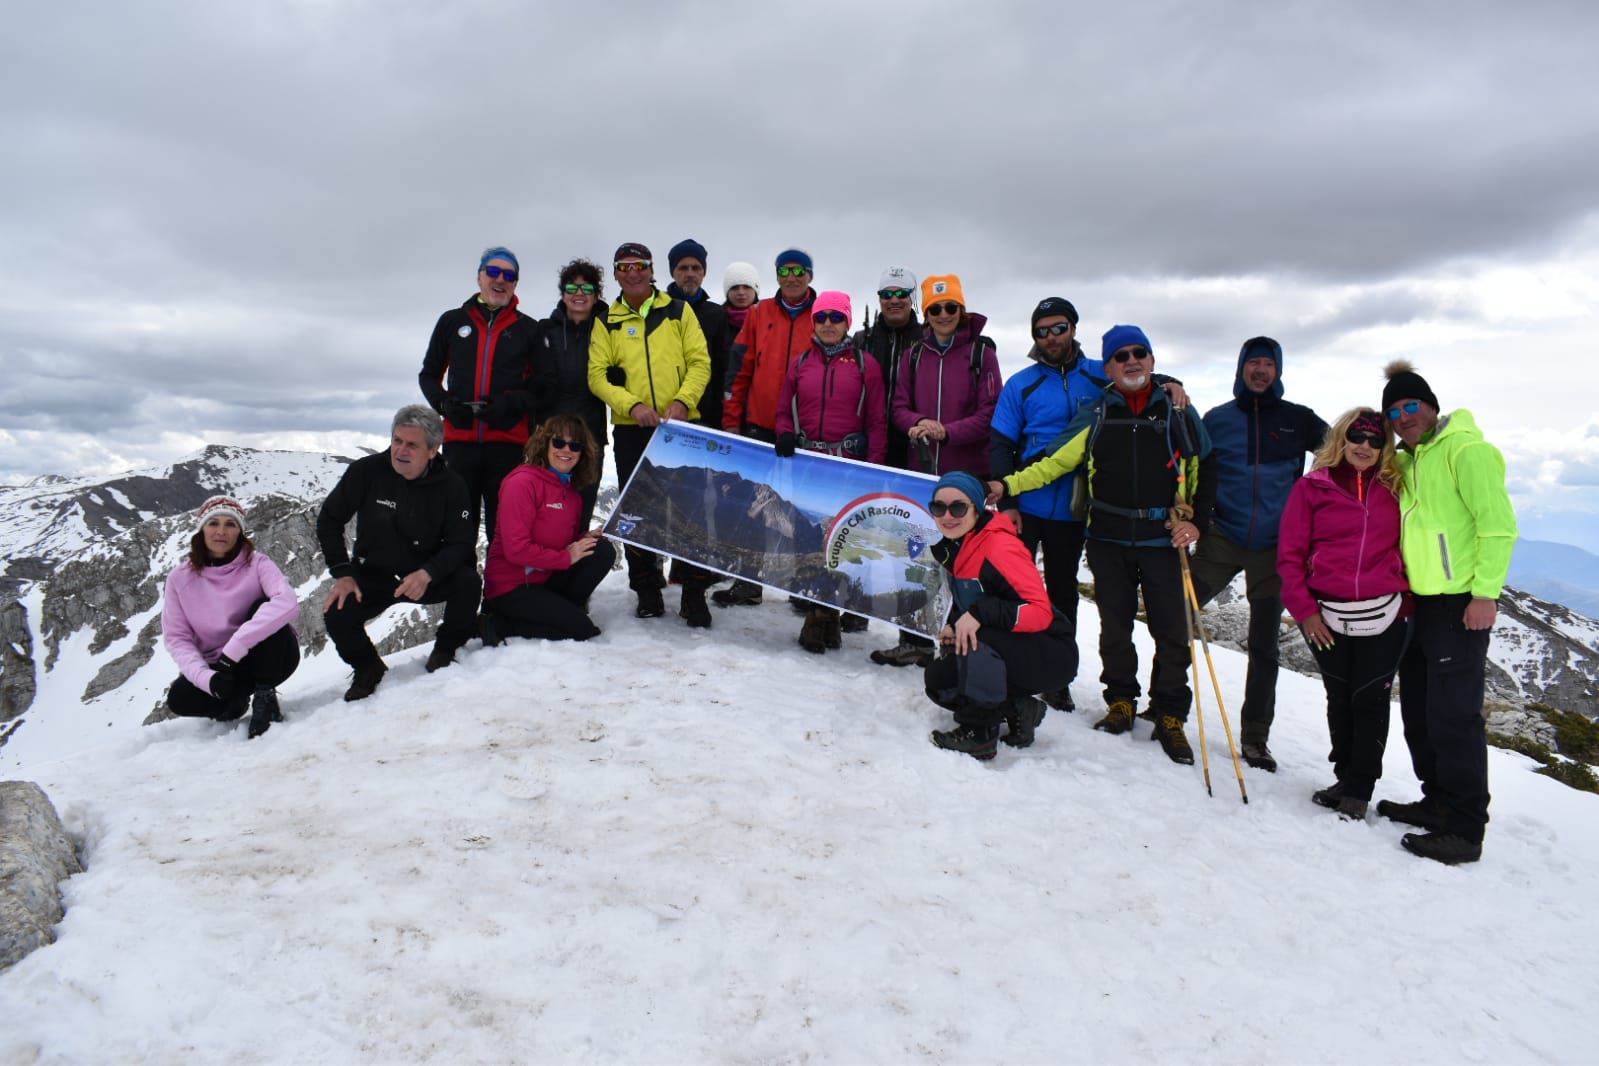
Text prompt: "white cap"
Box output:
[[722, 261, 760, 299], [877, 266, 918, 297]]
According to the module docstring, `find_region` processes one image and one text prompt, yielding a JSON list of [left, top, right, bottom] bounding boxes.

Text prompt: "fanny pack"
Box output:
[[799, 431, 867, 459], [1318, 593, 1402, 636]]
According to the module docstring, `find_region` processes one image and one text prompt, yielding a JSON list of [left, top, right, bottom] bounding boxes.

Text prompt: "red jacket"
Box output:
[[419, 296, 539, 445], [774, 341, 888, 463], [934, 511, 1060, 634], [1276, 465, 1409, 622], [483, 464, 581, 599], [724, 291, 816, 434]]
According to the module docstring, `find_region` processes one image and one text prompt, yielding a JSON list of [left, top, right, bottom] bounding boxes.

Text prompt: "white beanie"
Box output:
[[877, 266, 918, 296], [723, 261, 761, 299]]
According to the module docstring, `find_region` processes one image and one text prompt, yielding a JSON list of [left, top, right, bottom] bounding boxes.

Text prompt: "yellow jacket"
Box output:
[[587, 290, 712, 425]]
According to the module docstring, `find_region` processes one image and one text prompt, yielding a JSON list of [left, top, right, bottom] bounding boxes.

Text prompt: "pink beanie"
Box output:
[[812, 290, 853, 330]]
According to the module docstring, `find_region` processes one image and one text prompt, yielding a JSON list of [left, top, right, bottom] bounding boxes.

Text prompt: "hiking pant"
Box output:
[[1086, 540, 1191, 719], [1398, 593, 1493, 843], [166, 625, 300, 719], [443, 441, 524, 548], [484, 540, 616, 641], [612, 425, 715, 594], [1018, 513, 1085, 680], [923, 628, 1074, 729], [323, 565, 482, 669], [1188, 532, 1283, 743], [1308, 617, 1411, 801]]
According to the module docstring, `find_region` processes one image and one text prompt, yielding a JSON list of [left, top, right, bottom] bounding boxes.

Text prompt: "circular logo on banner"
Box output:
[[458, 325, 472, 338]]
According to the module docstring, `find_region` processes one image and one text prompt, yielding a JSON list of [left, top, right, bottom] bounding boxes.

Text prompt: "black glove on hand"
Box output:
[[209, 669, 237, 702], [442, 400, 475, 429], [483, 394, 521, 430], [774, 433, 797, 458]]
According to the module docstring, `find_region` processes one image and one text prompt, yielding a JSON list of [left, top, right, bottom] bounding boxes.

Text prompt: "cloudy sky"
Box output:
[[4, 1, 1598, 548]]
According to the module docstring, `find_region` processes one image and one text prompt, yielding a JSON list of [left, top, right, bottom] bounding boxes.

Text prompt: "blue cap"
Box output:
[[479, 246, 520, 273], [931, 471, 987, 513], [774, 247, 813, 273], [1102, 324, 1152, 361]]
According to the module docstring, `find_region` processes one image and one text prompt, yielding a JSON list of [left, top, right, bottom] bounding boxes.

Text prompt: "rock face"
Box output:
[[0, 780, 83, 971]]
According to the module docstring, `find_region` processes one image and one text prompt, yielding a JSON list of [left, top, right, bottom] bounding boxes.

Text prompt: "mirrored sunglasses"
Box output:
[[482, 265, 518, 282], [1034, 323, 1072, 339], [877, 288, 913, 300], [614, 260, 652, 274], [562, 282, 597, 295], [1386, 400, 1422, 420], [813, 310, 848, 325], [776, 265, 810, 278]]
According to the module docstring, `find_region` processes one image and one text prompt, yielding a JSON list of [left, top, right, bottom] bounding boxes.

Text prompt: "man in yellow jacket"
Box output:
[[587, 242, 715, 625]]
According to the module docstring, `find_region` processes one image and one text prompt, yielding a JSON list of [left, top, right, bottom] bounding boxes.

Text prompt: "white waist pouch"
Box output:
[[1318, 593, 1402, 637]]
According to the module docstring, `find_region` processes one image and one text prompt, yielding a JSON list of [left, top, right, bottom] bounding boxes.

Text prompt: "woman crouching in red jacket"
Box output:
[[1277, 407, 1412, 818], [923, 472, 1075, 761], [481, 415, 616, 643]]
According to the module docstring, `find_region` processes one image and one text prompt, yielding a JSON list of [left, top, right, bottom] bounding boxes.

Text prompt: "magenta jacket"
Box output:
[[1276, 465, 1409, 622], [162, 550, 299, 692], [484, 464, 582, 599], [774, 340, 888, 463], [890, 312, 1002, 475]]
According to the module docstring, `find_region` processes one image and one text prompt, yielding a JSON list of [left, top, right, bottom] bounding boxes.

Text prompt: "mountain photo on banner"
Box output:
[[604, 424, 947, 634]]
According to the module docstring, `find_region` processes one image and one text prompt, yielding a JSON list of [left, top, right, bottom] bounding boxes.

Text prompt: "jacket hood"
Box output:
[[1421, 409, 1481, 448], [1232, 335, 1284, 402]]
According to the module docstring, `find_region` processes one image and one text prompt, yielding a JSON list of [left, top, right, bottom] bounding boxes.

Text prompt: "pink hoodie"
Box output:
[[1276, 465, 1409, 622], [162, 550, 299, 691]]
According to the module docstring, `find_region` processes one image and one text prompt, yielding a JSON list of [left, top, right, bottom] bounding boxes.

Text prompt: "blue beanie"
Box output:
[[479, 246, 520, 273], [774, 247, 813, 273], [931, 471, 987, 513], [1102, 324, 1152, 361], [669, 238, 708, 271]]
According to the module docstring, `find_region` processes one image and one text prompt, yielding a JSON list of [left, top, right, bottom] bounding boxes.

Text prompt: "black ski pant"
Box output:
[[166, 625, 300, 719], [1018, 513, 1085, 681], [1188, 531, 1283, 744], [613, 424, 714, 593], [323, 564, 482, 669], [1307, 617, 1411, 801], [484, 540, 616, 641], [1398, 593, 1493, 843], [443, 441, 524, 547], [1086, 540, 1191, 719], [923, 628, 1074, 729]]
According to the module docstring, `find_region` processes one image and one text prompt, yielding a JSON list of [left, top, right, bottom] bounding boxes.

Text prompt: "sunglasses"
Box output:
[[1034, 323, 1072, 339], [928, 500, 972, 519], [562, 282, 597, 295], [614, 260, 651, 274], [926, 301, 961, 317], [482, 265, 519, 282], [776, 265, 810, 278], [1109, 346, 1149, 363], [813, 310, 848, 325], [877, 288, 913, 300], [1345, 429, 1384, 447], [550, 437, 585, 453], [1386, 400, 1422, 420]]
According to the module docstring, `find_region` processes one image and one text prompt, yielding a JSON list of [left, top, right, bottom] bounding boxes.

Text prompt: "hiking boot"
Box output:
[[1240, 740, 1278, 773], [798, 608, 830, 654], [1152, 715, 1195, 765], [1376, 797, 1448, 832], [840, 613, 869, 633], [1401, 831, 1482, 865], [823, 611, 843, 650], [635, 588, 666, 618], [1311, 783, 1368, 820], [424, 640, 459, 673], [870, 639, 934, 668], [247, 688, 283, 740], [679, 586, 712, 629], [1042, 687, 1074, 713], [930, 724, 999, 761], [1001, 696, 1047, 748], [344, 661, 387, 702], [478, 611, 505, 648], [711, 580, 763, 607], [1093, 699, 1136, 735]]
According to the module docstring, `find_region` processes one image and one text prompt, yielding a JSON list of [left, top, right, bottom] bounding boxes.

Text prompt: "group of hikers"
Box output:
[[158, 240, 1518, 866]]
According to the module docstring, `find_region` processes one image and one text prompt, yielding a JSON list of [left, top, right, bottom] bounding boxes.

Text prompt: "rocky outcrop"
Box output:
[[0, 781, 83, 972], [0, 598, 36, 725]]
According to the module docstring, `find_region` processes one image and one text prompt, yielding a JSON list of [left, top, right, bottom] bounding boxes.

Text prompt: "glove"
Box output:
[[442, 400, 475, 429], [209, 669, 237, 702], [605, 365, 627, 387], [484, 394, 522, 430], [774, 433, 797, 458]]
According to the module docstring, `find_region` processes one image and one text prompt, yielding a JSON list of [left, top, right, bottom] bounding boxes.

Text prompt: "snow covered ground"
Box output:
[[2, 582, 1595, 1064]]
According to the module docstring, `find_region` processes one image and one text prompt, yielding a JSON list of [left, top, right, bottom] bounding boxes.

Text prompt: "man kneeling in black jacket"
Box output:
[[317, 405, 481, 701]]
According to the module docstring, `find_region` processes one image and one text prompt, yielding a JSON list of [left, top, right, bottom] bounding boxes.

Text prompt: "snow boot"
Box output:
[[823, 609, 843, 650], [425, 639, 461, 673], [870, 637, 934, 668], [679, 585, 713, 629], [798, 608, 831, 654], [1401, 831, 1482, 865], [247, 687, 283, 740], [1312, 783, 1368, 819], [1042, 687, 1074, 713], [840, 613, 869, 633], [1240, 740, 1278, 772], [1093, 698, 1136, 735], [1376, 796, 1448, 832], [1151, 715, 1195, 765], [478, 611, 505, 648], [1001, 696, 1047, 748], [634, 587, 666, 618], [344, 661, 387, 702], [930, 724, 999, 761], [712, 580, 763, 607]]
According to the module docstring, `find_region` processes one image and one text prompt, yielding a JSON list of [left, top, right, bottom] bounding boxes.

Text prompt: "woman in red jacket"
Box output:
[[1277, 408, 1412, 818], [480, 415, 616, 643], [923, 472, 1075, 761]]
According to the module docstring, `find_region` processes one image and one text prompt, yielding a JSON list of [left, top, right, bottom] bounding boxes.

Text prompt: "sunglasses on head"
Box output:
[[928, 499, 971, 519], [482, 265, 518, 282], [1034, 323, 1072, 339], [813, 310, 848, 325], [1110, 346, 1149, 363], [562, 282, 597, 295], [550, 436, 585, 453], [614, 260, 651, 274], [776, 265, 809, 278], [1386, 400, 1422, 420], [1345, 429, 1384, 447], [877, 288, 913, 300], [926, 301, 961, 317]]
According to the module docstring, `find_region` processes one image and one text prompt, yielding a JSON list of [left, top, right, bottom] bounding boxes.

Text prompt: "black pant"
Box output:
[[923, 628, 1074, 729], [166, 625, 301, 719], [484, 540, 616, 641], [613, 424, 714, 592], [323, 565, 482, 668], [1307, 618, 1411, 801], [1188, 532, 1283, 743], [1018, 513, 1085, 680], [577, 449, 604, 532], [1086, 540, 1191, 718], [1399, 594, 1493, 842], [443, 441, 525, 547]]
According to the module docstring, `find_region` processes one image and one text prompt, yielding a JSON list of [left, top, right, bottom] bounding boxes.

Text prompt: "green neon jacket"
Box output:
[[1394, 409, 1517, 598]]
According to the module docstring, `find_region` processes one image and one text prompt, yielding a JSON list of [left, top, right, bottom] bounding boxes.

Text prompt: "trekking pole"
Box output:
[[1179, 550, 1214, 797], [1180, 554, 1249, 803]]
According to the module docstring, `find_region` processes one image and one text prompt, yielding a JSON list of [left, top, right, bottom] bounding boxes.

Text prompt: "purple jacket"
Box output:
[[774, 340, 888, 463], [162, 550, 300, 692], [1276, 465, 1409, 622], [891, 312, 1002, 475]]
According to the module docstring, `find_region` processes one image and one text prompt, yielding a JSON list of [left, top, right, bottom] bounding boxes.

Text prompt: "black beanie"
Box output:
[[1031, 297, 1079, 327], [1381, 360, 1440, 414]]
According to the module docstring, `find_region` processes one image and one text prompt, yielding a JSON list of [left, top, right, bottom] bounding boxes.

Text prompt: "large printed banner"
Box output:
[[604, 423, 951, 637]]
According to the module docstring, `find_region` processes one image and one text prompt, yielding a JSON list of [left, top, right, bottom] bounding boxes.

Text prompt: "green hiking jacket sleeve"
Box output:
[[1455, 438, 1517, 599], [1003, 421, 1090, 497]]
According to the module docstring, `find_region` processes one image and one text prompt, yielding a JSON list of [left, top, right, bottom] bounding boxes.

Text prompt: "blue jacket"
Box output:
[[1201, 337, 1328, 550], [988, 343, 1108, 520]]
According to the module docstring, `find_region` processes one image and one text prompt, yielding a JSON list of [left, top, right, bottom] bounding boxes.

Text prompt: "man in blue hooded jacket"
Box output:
[[1192, 336, 1327, 771]]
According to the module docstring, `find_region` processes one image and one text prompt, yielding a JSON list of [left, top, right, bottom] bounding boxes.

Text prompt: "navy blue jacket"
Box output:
[[1200, 337, 1328, 550], [988, 343, 1108, 521]]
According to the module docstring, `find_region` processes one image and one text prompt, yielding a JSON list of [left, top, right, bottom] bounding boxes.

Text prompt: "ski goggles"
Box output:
[[1034, 323, 1072, 338], [550, 437, 585, 453], [928, 500, 972, 519], [877, 288, 913, 300], [481, 265, 518, 282], [776, 265, 810, 278], [1386, 400, 1422, 420], [926, 302, 962, 318], [1109, 346, 1149, 363], [562, 282, 597, 295], [812, 310, 848, 325]]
